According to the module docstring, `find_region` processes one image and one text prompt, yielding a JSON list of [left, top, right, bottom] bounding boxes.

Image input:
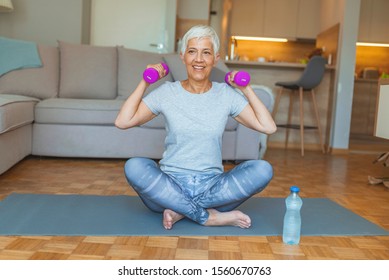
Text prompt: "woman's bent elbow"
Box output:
[[115, 119, 129, 130], [268, 125, 277, 134], [262, 124, 277, 135]]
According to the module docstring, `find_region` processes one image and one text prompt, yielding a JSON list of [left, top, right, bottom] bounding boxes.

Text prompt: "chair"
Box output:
[[250, 85, 275, 159], [273, 56, 326, 156]]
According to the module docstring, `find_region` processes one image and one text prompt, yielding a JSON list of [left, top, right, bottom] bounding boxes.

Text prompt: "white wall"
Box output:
[[90, 0, 176, 53], [328, 0, 361, 150], [0, 0, 86, 46]]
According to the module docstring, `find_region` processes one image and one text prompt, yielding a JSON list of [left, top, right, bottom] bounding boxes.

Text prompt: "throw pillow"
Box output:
[[0, 45, 59, 99], [58, 41, 117, 99], [117, 47, 174, 99]]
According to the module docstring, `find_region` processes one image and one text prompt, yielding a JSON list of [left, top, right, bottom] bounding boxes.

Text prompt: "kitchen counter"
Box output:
[[355, 78, 379, 83], [380, 78, 389, 85], [225, 60, 335, 152]]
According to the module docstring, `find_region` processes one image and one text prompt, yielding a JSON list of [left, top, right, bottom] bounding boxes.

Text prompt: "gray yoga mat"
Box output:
[[0, 193, 387, 236]]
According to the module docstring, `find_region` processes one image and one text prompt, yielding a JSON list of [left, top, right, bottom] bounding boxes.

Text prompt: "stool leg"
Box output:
[[272, 87, 283, 118], [299, 87, 304, 156], [285, 90, 294, 149], [311, 89, 325, 153]]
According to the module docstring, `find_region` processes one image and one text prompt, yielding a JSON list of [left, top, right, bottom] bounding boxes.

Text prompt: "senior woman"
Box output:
[[115, 25, 276, 230]]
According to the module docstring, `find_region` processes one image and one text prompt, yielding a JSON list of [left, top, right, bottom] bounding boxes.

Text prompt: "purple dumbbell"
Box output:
[[143, 63, 170, 84], [225, 71, 251, 87]]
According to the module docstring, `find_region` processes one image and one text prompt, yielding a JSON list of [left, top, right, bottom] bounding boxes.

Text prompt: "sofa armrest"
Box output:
[[235, 124, 262, 160], [235, 84, 275, 159]]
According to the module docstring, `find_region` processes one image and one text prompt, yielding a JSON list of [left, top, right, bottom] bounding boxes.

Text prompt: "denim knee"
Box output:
[[124, 157, 156, 187], [246, 159, 274, 190], [253, 159, 273, 180]]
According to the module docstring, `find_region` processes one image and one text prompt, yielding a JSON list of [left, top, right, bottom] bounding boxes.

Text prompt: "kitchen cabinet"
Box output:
[[230, 0, 320, 39], [358, 0, 389, 43], [350, 80, 378, 136], [296, 0, 321, 39], [263, 0, 299, 38], [230, 0, 265, 37], [358, 0, 371, 42]]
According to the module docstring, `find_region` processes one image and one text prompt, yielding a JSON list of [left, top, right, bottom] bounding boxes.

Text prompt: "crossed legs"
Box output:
[[124, 157, 273, 229]]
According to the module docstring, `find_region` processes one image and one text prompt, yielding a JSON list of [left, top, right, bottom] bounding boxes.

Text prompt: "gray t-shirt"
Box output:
[[143, 81, 248, 174]]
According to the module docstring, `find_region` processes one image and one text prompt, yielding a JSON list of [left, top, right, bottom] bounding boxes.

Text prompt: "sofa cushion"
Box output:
[[117, 47, 174, 100], [162, 53, 230, 82], [0, 45, 59, 99], [35, 98, 123, 125], [35, 98, 168, 129], [58, 41, 117, 100], [0, 94, 39, 134]]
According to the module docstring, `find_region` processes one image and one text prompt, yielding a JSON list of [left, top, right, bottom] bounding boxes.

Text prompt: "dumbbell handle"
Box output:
[[143, 63, 169, 84], [225, 71, 251, 87]]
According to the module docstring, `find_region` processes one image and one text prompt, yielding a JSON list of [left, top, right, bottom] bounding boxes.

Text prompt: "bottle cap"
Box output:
[[290, 186, 300, 193]]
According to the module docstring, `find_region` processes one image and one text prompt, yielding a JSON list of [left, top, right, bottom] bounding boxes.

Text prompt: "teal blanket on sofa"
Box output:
[[0, 37, 42, 76]]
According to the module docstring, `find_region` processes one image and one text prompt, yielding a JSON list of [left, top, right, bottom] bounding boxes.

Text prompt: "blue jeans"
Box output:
[[124, 158, 273, 225]]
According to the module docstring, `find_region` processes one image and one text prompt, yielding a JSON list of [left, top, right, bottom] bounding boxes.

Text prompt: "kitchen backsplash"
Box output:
[[227, 39, 316, 63], [355, 46, 389, 78]]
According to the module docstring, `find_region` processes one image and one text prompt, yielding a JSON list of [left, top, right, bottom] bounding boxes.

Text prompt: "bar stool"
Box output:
[[273, 56, 326, 156]]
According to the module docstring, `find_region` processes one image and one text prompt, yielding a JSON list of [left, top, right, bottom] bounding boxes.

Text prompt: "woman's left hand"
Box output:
[[226, 71, 249, 90]]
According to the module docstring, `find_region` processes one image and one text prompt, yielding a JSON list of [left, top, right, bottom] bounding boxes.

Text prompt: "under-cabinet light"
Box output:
[[232, 36, 288, 42], [356, 42, 389, 47]]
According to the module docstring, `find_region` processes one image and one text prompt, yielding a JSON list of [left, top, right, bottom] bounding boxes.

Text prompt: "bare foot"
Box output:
[[163, 209, 184, 230], [204, 209, 251, 228]]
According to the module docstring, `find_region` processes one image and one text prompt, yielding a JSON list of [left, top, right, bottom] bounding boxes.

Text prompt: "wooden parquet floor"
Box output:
[[0, 148, 389, 260]]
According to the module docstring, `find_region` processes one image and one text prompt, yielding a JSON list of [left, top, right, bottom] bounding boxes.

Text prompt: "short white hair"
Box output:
[[180, 25, 220, 55]]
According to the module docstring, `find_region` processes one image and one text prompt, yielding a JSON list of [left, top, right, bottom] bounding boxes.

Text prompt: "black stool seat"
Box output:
[[275, 81, 301, 90]]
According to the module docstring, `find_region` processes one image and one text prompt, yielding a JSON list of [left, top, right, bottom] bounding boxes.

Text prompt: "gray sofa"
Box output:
[[0, 40, 274, 175]]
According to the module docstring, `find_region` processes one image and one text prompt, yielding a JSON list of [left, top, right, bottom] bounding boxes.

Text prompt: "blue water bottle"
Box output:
[[282, 186, 303, 245]]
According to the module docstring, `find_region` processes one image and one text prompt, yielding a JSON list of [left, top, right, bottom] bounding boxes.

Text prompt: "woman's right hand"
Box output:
[[145, 63, 168, 79]]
